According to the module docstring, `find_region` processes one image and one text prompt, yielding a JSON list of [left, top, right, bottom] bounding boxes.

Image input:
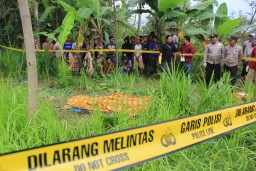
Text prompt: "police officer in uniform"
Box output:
[[224, 36, 243, 85], [203, 34, 225, 86]]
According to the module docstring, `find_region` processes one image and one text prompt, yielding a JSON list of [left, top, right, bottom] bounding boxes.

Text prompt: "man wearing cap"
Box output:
[[224, 36, 243, 85], [240, 33, 255, 81], [203, 34, 225, 86], [247, 35, 256, 83]]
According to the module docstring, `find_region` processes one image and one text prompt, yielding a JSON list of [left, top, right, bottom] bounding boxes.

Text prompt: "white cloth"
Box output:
[[203, 62, 207, 68]]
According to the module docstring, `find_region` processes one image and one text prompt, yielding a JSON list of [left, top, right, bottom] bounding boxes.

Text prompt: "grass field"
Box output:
[[0, 50, 256, 170]]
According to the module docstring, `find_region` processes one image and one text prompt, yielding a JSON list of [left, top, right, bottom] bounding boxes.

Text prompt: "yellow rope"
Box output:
[[1, 45, 256, 61]]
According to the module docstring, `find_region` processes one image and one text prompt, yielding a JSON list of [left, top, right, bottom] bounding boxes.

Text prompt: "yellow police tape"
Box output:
[[1, 45, 256, 62], [0, 45, 159, 54], [0, 102, 256, 171]]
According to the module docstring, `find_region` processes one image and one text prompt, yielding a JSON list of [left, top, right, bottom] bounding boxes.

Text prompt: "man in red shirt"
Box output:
[[177, 35, 195, 76], [247, 36, 256, 83]]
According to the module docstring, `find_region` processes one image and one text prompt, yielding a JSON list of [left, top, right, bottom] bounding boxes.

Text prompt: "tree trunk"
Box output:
[[133, 13, 137, 28], [18, 0, 38, 120], [121, 0, 127, 37], [113, 0, 118, 65], [156, 17, 160, 38], [56, 5, 60, 27], [137, 4, 142, 35], [33, 0, 40, 47]]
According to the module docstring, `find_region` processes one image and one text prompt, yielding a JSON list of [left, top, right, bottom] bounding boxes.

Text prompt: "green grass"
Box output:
[[0, 50, 27, 78], [0, 51, 256, 170]]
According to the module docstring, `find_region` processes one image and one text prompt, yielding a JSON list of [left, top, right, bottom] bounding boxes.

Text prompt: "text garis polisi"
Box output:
[[180, 114, 222, 140], [180, 114, 222, 133]]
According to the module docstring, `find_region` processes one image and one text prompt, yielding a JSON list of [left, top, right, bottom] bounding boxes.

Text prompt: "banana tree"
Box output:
[[129, 0, 218, 39], [128, 0, 165, 38], [160, 0, 219, 35], [55, 0, 112, 76], [56, 0, 121, 47], [158, 0, 242, 48], [158, 0, 216, 47]]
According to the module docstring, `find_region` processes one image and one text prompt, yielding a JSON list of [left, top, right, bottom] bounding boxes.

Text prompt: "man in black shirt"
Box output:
[[130, 36, 136, 49], [104, 36, 117, 64], [122, 36, 132, 60], [160, 35, 177, 72], [142, 36, 150, 75]]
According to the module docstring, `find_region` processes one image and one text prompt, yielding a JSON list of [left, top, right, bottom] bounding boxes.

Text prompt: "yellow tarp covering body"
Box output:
[[67, 92, 151, 115]]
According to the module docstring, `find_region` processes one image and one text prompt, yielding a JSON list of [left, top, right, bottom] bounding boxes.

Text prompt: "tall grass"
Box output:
[[0, 50, 26, 78], [0, 50, 59, 80], [37, 52, 59, 80], [127, 69, 256, 171], [0, 54, 256, 170], [0, 80, 73, 153]]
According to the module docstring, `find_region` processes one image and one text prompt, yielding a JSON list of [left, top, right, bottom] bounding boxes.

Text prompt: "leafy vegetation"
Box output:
[[1, 59, 256, 170], [1, 0, 256, 170]]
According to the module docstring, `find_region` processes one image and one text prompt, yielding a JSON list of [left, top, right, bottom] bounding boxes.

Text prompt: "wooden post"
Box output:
[[18, 0, 38, 120]]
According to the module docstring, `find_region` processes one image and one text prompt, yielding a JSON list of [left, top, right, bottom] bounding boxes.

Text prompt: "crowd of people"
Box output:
[[102, 32, 183, 76], [34, 32, 186, 77], [34, 31, 256, 86]]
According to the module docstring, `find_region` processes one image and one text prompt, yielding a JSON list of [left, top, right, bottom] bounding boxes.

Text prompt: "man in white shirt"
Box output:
[[133, 36, 144, 76]]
